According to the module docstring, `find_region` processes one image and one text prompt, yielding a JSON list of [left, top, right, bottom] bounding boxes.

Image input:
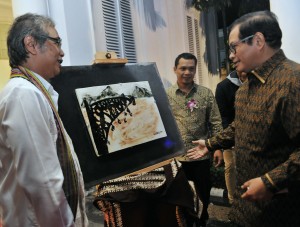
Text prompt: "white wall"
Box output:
[[131, 0, 187, 88], [9, 0, 220, 91], [59, 0, 95, 66], [270, 0, 300, 63], [8, 0, 300, 92], [11, 0, 95, 66], [0, 60, 11, 89], [12, 0, 48, 16], [131, 0, 220, 91], [91, 0, 106, 52]]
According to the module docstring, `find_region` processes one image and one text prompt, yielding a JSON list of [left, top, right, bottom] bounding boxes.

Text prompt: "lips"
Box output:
[[58, 59, 63, 64], [232, 61, 239, 68]]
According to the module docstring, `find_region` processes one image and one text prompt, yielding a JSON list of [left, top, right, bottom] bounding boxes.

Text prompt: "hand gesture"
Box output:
[[186, 139, 209, 160], [213, 150, 223, 167], [241, 177, 273, 201]]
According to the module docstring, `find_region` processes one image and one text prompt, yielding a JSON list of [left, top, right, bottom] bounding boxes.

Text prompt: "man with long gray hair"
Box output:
[[0, 13, 88, 226]]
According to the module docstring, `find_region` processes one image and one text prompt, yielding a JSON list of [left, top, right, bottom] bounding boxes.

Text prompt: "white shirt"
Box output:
[[0, 74, 88, 227]]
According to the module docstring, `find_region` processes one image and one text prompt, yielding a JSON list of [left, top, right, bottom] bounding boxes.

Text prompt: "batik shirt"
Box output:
[[167, 83, 222, 161], [205, 50, 300, 226]]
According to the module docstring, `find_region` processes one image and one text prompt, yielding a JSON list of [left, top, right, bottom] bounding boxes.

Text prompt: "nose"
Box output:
[[60, 48, 65, 57], [229, 51, 235, 61], [184, 69, 192, 74]]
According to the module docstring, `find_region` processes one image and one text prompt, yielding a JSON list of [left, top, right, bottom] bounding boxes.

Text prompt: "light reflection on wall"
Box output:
[[0, 0, 12, 89]]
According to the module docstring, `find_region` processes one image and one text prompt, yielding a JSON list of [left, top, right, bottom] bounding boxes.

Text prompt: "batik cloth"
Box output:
[[94, 159, 202, 227]]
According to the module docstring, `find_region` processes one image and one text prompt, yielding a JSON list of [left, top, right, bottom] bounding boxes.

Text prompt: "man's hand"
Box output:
[[213, 150, 223, 167], [186, 139, 209, 160], [241, 177, 273, 201]]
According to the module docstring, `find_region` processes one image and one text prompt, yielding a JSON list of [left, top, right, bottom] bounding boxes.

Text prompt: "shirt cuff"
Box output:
[[205, 138, 213, 152], [261, 173, 280, 193]]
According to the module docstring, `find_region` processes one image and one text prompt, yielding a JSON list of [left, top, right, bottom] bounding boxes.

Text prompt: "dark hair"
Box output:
[[229, 10, 282, 49], [174, 52, 197, 68], [7, 13, 55, 67]]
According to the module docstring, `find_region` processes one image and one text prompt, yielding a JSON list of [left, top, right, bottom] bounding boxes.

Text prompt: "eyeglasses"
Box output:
[[229, 35, 255, 54], [39, 35, 62, 48]]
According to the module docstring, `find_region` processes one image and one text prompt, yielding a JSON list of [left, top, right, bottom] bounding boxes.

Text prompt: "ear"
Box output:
[[173, 66, 177, 73], [253, 32, 265, 49], [23, 35, 38, 55]]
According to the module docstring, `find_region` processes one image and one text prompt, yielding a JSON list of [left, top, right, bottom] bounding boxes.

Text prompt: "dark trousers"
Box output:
[[118, 198, 181, 227], [181, 159, 211, 226]]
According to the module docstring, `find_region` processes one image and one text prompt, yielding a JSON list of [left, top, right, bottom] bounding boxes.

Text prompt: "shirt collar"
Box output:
[[227, 71, 243, 86], [251, 49, 286, 84], [32, 72, 59, 109], [175, 82, 197, 95]]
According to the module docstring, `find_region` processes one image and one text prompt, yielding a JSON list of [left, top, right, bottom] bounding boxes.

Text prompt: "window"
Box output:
[[186, 16, 202, 84], [101, 0, 137, 63], [194, 18, 202, 84]]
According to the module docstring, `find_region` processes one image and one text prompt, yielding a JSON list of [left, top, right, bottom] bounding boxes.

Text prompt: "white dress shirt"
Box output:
[[0, 74, 88, 227]]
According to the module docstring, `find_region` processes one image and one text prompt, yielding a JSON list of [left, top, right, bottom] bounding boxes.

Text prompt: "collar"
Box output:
[[12, 67, 59, 109], [32, 72, 59, 109], [175, 82, 197, 95], [227, 71, 243, 86], [33, 72, 53, 93], [251, 49, 286, 84]]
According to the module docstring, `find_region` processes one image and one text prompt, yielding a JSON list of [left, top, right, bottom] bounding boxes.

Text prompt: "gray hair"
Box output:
[[7, 13, 55, 67]]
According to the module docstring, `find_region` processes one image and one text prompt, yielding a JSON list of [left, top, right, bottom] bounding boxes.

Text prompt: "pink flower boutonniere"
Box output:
[[186, 99, 198, 112]]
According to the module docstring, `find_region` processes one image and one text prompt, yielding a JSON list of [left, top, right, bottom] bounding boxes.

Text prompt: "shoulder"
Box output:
[[282, 59, 300, 77], [193, 85, 217, 105], [0, 78, 48, 109], [273, 59, 300, 87], [217, 78, 230, 86], [2, 78, 40, 95], [216, 78, 231, 91], [166, 84, 177, 95], [195, 84, 214, 96]]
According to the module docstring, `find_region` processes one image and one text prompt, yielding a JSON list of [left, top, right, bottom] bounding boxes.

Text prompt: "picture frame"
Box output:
[[51, 63, 184, 187]]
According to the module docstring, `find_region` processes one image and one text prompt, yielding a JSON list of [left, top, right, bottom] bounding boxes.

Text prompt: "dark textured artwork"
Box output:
[[75, 81, 167, 157]]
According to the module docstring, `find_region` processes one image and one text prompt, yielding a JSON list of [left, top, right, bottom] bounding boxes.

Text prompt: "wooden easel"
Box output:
[[93, 51, 128, 64]]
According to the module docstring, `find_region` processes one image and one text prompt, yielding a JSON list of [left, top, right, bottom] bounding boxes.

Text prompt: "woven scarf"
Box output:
[[10, 67, 78, 219]]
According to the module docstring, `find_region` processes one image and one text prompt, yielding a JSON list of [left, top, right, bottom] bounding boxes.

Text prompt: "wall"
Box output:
[[131, 0, 220, 91], [5, 0, 221, 92], [131, 0, 187, 88], [0, 60, 10, 89], [11, 0, 95, 66], [0, 0, 12, 89], [6, 0, 223, 92], [270, 0, 300, 63], [59, 0, 96, 66], [5, 1, 300, 93]]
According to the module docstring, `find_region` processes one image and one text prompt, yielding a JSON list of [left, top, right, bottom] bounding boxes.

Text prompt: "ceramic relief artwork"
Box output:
[[75, 81, 167, 157]]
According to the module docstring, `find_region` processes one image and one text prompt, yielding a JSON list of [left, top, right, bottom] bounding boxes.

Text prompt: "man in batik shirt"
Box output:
[[167, 52, 223, 227], [189, 11, 300, 226]]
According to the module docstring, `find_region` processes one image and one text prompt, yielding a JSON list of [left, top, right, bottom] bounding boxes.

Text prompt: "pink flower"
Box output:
[[186, 99, 198, 112]]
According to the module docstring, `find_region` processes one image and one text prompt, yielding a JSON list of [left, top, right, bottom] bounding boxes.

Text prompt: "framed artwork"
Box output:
[[51, 63, 184, 187], [75, 81, 167, 156]]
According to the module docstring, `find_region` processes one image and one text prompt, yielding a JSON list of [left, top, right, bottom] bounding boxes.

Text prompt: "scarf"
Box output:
[[10, 67, 78, 219]]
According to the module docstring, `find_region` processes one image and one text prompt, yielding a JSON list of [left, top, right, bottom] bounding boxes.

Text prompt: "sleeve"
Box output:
[[205, 122, 235, 151], [261, 78, 300, 193], [206, 89, 223, 137], [3, 87, 74, 226], [215, 83, 230, 129]]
